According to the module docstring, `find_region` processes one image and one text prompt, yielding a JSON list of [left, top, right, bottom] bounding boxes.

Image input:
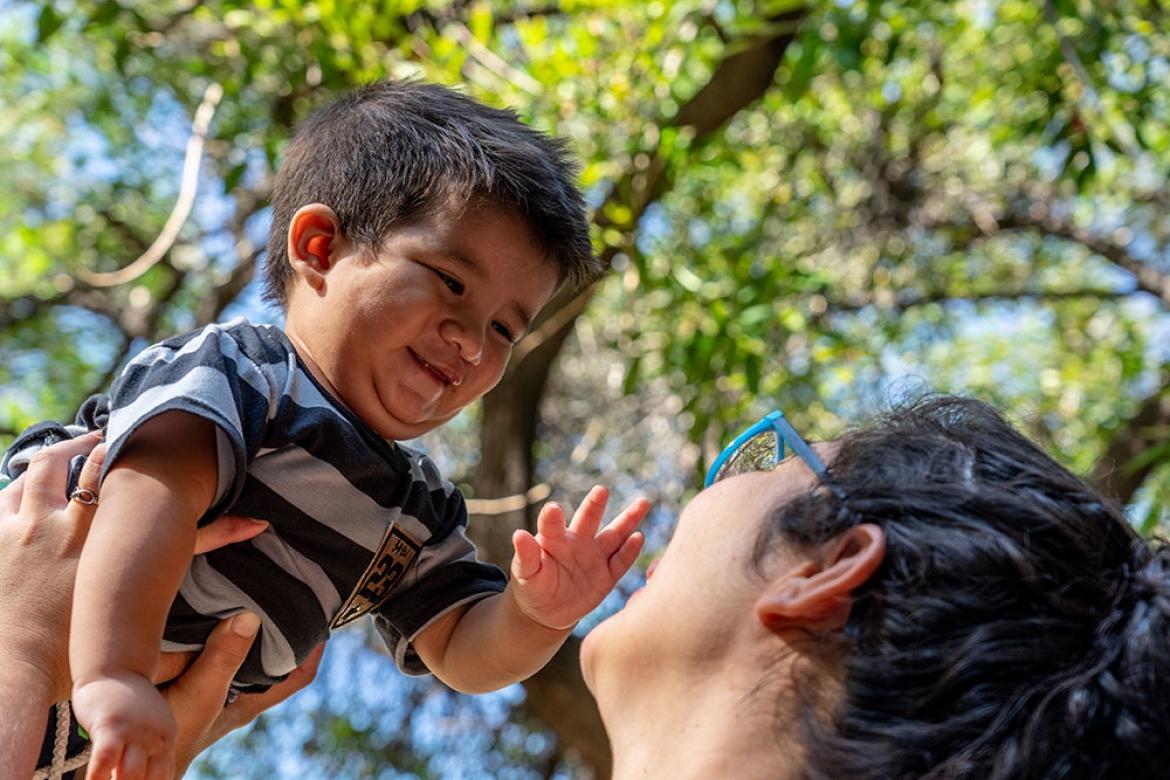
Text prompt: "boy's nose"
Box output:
[[440, 317, 484, 365]]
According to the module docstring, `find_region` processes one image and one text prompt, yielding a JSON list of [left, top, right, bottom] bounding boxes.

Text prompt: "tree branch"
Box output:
[[1091, 374, 1170, 505], [920, 196, 1170, 308], [819, 286, 1131, 318], [994, 210, 1170, 307], [1041, 0, 1141, 156], [444, 22, 544, 94], [79, 82, 223, 287]]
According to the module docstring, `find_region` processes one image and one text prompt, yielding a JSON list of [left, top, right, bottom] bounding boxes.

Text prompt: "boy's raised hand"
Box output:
[[509, 486, 648, 630]]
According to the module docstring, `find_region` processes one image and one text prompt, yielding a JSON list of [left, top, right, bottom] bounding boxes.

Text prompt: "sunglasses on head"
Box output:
[[705, 410, 841, 497]]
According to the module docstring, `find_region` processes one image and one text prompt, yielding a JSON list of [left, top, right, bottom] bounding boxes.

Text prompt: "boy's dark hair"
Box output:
[[263, 80, 600, 307], [769, 396, 1169, 780]]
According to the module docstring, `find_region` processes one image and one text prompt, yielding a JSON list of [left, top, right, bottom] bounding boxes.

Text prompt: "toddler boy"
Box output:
[[4, 80, 647, 779]]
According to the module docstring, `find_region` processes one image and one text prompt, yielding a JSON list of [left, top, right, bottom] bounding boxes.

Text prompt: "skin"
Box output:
[[72, 413, 217, 780], [580, 451, 883, 780], [418, 485, 648, 692], [284, 200, 561, 441], [165, 619, 323, 778], [66, 199, 648, 779], [0, 434, 318, 780], [0, 433, 105, 780]]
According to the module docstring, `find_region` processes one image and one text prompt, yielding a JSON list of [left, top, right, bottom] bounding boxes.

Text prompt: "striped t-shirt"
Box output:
[[102, 317, 506, 691]]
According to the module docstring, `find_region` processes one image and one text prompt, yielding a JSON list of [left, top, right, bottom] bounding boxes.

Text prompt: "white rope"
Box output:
[[31, 702, 91, 780]]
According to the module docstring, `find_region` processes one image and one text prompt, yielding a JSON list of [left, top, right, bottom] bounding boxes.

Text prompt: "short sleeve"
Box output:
[[103, 320, 287, 518], [371, 453, 507, 675]]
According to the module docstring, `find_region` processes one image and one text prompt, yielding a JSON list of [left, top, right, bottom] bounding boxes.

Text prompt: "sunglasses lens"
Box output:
[[711, 430, 780, 483]]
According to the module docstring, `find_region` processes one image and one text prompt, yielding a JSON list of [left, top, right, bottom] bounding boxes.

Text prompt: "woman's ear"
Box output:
[[755, 523, 885, 634], [288, 204, 344, 292]]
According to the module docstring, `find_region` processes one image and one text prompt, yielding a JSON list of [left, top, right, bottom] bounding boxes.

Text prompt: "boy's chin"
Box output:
[[373, 408, 461, 441]]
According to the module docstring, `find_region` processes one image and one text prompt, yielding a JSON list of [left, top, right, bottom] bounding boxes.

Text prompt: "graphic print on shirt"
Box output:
[[331, 523, 422, 629]]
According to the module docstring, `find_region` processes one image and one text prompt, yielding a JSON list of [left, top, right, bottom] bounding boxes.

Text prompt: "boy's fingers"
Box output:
[[567, 485, 607, 537], [511, 529, 542, 580], [606, 497, 650, 538], [193, 515, 270, 555], [535, 502, 567, 539], [608, 532, 645, 579], [119, 742, 147, 780], [85, 741, 118, 780], [153, 753, 175, 780]]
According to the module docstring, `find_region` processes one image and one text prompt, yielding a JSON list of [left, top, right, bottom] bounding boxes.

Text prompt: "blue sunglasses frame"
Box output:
[[704, 410, 836, 491]]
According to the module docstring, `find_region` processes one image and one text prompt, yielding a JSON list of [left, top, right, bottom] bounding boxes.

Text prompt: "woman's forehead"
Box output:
[[811, 438, 841, 461]]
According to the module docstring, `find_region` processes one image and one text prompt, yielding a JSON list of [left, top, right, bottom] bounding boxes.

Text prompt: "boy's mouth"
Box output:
[[412, 350, 462, 387]]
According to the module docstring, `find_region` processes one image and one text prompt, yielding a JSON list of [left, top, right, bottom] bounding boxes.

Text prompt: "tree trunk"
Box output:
[[468, 12, 806, 776], [1091, 375, 1170, 506]]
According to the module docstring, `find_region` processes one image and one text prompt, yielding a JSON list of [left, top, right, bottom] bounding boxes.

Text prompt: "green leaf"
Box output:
[[223, 163, 248, 193], [622, 355, 642, 395], [37, 6, 64, 43]]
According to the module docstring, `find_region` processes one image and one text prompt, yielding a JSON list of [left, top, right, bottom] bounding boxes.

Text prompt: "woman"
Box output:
[[0, 433, 320, 780], [582, 396, 1169, 779]]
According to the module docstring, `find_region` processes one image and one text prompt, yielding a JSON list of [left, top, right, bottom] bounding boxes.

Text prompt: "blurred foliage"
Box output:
[[2, 0, 1170, 777]]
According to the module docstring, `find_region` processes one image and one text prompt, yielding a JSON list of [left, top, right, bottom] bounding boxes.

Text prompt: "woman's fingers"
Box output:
[[75, 440, 106, 494], [167, 613, 261, 773], [193, 515, 269, 555], [22, 431, 103, 512], [223, 643, 323, 727], [169, 622, 322, 778]]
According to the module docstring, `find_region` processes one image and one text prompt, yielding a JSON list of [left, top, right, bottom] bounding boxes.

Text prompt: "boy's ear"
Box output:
[[288, 204, 344, 291], [755, 523, 885, 634]]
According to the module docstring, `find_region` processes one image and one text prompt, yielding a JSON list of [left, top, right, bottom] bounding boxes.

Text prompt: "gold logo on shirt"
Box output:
[[330, 524, 421, 630]]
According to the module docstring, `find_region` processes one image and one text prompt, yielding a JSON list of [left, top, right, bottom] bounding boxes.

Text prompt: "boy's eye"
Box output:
[[436, 270, 464, 295], [493, 321, 516, 344]]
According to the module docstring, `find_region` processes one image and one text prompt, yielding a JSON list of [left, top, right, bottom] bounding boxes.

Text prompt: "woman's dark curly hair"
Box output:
[[770, 395, 1170, 780]]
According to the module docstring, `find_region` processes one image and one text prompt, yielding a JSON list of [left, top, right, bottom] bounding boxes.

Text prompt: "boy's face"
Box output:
[[285, 201, 559, 441]]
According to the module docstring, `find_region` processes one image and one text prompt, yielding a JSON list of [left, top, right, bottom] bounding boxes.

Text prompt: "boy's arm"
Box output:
[[69, 410, 219, 779], [414, 486, 647, 693], [411, 587, 571, 694], [71, 410, 218, 684]]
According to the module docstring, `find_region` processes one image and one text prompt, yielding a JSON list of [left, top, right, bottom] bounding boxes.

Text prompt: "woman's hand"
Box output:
[[0, 429, 278, 780], [0, 432, 269, 701], [193, 514, 270, 556], [0, 430, 295, 779], [163, 615, 323, 777], [0, 433, 105, 780], [0, 432, 106, 703]]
